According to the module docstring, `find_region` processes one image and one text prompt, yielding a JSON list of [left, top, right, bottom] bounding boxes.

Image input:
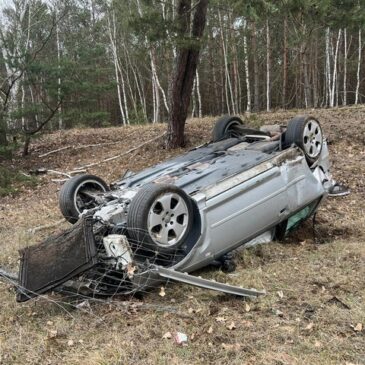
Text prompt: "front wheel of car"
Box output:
[[212, 115, 245, 142], [59, 174, 109, 224], [127, 184, 194, 254], [285, 115, 323, 164]]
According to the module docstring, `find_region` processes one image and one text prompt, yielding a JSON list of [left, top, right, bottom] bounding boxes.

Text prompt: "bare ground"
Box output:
[[0, 107, 364, 365]]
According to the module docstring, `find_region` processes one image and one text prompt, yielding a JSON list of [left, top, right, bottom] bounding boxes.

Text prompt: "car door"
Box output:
[[198, 163, 289, 259]]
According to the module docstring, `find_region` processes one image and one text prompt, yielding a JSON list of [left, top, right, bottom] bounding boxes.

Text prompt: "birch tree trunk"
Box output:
[[136, 0, 169, 122], [325, 27, 332, 106], [343, 28, 347, 106], [122, 41, 147, 120], [243, 19, 251, 112], [330, 29, 342, 107], [56, 15, 63, 129], [191, 77, 196, 117], [355, 29, 362, 105], [313, 35, 318, 107], [107, 10, 127, 125], [196, 69, 202, 118], [218, 10, 234, 114], [0, 2, 29, 130], [282, 16, 288, 109], [266, 18, 270, 112], [252, 21, 259, 111], [301, 32, 311, 109]]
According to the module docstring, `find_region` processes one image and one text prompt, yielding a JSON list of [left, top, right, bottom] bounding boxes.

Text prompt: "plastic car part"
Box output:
[[152, 266, 266, 298], [59, 174, 109, 223], [285, 115, 323, 164], [127, 183, 194, 254], [212, 115, 244, 142], [17, 216, 98, 302]]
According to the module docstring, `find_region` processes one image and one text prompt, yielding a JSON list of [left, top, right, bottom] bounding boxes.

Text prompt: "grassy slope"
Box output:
[[0, 107, 364, 365]]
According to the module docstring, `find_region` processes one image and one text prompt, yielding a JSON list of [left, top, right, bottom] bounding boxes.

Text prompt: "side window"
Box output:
[[286, 199, 321, 233]]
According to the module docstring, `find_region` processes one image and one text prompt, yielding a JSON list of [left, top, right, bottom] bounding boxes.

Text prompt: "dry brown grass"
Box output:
[[0, 107, 364, 365]]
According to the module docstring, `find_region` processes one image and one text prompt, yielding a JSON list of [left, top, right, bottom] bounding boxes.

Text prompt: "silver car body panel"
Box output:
[[173, 146, 327, 272]]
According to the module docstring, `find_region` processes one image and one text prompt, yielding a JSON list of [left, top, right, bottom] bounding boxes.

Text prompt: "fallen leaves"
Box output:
[[352, 323, 363, 332], [47, 329, 58, 339], [67, 339, 74, 347], [226, 321, 236, 330], [162, 332, 172, 339], [314, 340, 322, 348], [273, 309, 284, 317], [222, 343, 241, 351], [126, 264, 136, 279]]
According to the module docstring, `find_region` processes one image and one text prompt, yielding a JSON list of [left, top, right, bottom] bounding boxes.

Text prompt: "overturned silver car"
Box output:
[[18, 115, 332, 302]]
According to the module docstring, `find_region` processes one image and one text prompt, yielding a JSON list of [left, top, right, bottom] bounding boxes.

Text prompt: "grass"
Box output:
[[0, 239, 363, 364], [0, 166, 38, 197], [0, 107, 364, 364]]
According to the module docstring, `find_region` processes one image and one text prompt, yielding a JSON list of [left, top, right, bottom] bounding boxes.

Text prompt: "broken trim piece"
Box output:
[[152, 266, 266, 298]]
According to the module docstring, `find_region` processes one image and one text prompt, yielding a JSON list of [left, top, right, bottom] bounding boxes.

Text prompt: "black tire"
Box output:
[[127, 183, 194, 254], [212, 115, 244, 142], [59, 174, 109, 224], [285, 115, 323, 164]]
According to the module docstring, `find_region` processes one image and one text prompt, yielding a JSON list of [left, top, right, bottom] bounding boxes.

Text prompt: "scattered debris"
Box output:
[[326, 296, 351, 310], [127, 264, 136, 279], [274, 309, 284, 317], [27, 218, 66, 234], [305, 322, 314, 331], [162, 331, 172, 339], [47, 329, 58, 339], [67, 339, 75, 347], [174, 332, 188, 346], [277, 290, 284, 299], [0, 267, 18, 282], [75, 300, 91, 310], [75, 132, 166, 170], [159, 287, 166, 297], [222, 343, 241, 351], [227, 321, 236, 330], [38, 141, 125, 158], [39, 146, 72, 158], [352, 323, 363, 332]]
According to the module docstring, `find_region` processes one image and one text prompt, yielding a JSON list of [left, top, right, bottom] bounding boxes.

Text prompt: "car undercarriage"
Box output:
[[17, 115, 332, 302]]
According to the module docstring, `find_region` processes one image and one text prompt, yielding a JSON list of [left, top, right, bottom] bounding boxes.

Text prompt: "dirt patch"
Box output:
[[0, 107, 364, 365]]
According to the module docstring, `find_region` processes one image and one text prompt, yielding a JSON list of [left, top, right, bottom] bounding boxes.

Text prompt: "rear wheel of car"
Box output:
[[59, 174, 109, 224], [212, 115, 245, 142], [127, 184, 193, 254], [285, 115, 323, 164]]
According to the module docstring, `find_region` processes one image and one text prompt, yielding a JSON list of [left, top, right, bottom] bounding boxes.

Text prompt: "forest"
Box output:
[[0, 2, 365, 364], [0, 0, 364, 153]]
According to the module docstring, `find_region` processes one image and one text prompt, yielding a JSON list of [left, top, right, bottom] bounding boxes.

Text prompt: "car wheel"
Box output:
[[127, 184, 194, 254], [59, 174, 109, 224], [212, 115, 244, 142], [285, 115, 323, 164]]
